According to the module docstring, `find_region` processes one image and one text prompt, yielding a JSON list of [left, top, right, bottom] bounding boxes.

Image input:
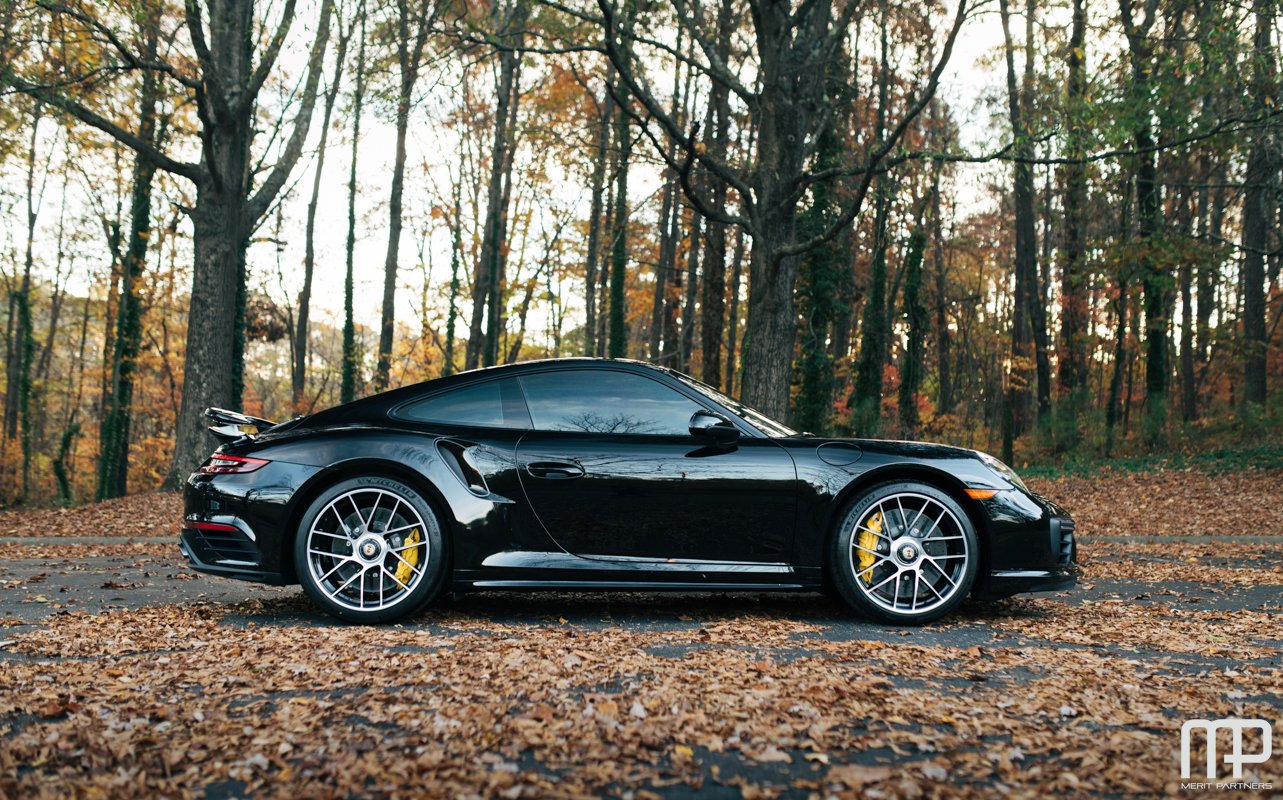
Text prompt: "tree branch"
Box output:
[[248, 0, 334, 222], [2, 72, 201, 181], [36, 1, 202, 90], [243, 0, 299, 113]]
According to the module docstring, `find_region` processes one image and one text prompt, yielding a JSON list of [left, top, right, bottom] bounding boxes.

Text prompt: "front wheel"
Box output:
[[295, 477, 448, 623], [829, 481, 978, 625]]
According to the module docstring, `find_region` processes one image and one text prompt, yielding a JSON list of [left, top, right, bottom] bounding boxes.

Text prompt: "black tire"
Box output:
[[294, 476, 448, 623], [828, 481, 978, 625]]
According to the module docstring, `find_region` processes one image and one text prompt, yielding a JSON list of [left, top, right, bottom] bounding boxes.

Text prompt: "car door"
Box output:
[[513, 368, 797, 563]]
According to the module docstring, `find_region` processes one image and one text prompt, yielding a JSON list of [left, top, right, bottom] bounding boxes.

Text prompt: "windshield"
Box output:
[[671, 372, 798, 438]]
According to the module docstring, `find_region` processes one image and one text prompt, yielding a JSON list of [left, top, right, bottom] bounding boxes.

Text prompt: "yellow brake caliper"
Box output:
[[394, 527, 422, 586], [857, 513, 882, 584]]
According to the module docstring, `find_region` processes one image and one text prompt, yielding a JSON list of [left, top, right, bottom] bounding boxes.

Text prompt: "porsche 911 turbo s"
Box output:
[[181, 358, 1076, 625]]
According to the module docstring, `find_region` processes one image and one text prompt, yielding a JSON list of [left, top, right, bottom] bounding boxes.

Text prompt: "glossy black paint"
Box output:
[[181, 358, 1076, 600]]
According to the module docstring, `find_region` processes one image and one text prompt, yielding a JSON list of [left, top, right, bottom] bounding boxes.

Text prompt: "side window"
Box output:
[[520, 370, 704, 435], [398, 379, 529, 428]]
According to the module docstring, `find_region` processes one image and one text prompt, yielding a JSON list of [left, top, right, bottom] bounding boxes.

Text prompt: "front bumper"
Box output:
[[974, 512, 1078, 599]]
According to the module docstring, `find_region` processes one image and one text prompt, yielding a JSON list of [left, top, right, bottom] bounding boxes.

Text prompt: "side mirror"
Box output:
[[689, 410, 739, 445]]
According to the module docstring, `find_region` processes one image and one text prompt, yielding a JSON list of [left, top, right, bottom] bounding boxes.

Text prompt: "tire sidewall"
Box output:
[[829, 480, 979, 625], [294, 476, 448, 624]]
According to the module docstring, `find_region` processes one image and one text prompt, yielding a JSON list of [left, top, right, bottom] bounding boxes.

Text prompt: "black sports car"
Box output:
[[181, 358, 1076, 624]]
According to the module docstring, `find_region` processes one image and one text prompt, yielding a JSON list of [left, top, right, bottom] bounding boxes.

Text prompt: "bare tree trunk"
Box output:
[[376, 0, 433, 390], [584, 84, 612, 357], [295, 19, 351, 413], [931, 183, 953, 416], [1241, 0, 1275, 408], [14, 105, 41, 500], [98, 13, 162, 499], [725, 224, 745, 394], [898, 222, 928, 439], [999, 0, 1047, 461], [607, 62, 632, 359], [342, 4, 367, 404], [698, 0, 733, 386], [467, 2, 526, 369], [1058, 0, 1088, 422]]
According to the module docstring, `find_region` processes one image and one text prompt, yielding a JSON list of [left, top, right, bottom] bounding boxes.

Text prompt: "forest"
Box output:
[[0, 0, 1278, 508]]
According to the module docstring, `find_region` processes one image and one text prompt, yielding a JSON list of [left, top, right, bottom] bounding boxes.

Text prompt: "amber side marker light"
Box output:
[[965, 488, 999, 500]]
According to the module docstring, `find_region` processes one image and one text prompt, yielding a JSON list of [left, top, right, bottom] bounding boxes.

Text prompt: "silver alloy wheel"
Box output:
[[847, 492, 970, 615], [304, 487, 432, 612]]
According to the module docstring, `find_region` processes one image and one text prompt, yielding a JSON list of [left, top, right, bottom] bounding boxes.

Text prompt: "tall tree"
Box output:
[[584, 80, 613, 357], [898, 221, 929, 438], [6, 0, 335, 486], [342, 1, 368, 405], [999, 0, 1050, 463], [698, 0, 734, 387], [97, 2, 165, 500], [294, 9, 353, 414], [1118, 0, 1167, 442], [465, 1, 527, 369], [1240, 0, 1275, 409], [375, 0, 434, 390], [1057, 0, 1089, 444], [607, 29, 633, 360]]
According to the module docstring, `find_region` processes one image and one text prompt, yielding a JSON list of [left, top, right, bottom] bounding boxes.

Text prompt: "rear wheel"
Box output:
[[829, 481, 978, 625], [295, 477, 447, 623]]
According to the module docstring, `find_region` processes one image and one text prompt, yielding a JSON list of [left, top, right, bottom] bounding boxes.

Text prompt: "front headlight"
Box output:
[[976, 451, 1028, 492]]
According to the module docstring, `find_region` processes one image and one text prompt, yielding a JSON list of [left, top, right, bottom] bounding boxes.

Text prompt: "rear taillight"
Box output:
[[200, 454, 269, 474]]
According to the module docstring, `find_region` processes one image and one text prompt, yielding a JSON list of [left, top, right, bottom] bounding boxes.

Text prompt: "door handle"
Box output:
[[526, 461, 585, 479]]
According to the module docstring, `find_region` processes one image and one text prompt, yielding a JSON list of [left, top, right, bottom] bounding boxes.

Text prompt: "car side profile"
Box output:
[[181, 358, 1076, 625]]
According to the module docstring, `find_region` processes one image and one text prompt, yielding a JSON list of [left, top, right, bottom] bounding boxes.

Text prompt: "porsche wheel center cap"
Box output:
[[893, 540, 920, 565], [355, 535, 385, 562]]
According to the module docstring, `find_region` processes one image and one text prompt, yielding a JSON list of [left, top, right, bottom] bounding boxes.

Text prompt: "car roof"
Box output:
[[302, 358, 673, 427]]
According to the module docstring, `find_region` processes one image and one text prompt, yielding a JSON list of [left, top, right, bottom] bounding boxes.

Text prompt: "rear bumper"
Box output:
[[178, 528, 288, 585]]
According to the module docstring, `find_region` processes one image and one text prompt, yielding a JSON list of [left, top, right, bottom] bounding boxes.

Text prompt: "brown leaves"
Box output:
[[1027, 468, 1283, 539]]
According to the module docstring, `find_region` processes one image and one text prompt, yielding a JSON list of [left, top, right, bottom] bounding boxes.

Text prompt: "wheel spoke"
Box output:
[[852, 542, 888, 559], [908, 500, 928, 535], [923, 557, 959, 589], [366, 491, 382, 530], [391, 551, 424, 579], [309, 548, 350, 559], [328, 563, 370, 600], [380, 522, 421, 537], [856, 524, 892, 541], [925, 509, 947, 538], [868, 568, 901, 595], [381, 566, 411, 593], [311, 530, 350, 542], [316, 558, 352, 585], [919, 572, 946, 602]]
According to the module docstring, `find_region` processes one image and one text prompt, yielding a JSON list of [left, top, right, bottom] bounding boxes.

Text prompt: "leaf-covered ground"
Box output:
[[1, 469, 1281, 799]]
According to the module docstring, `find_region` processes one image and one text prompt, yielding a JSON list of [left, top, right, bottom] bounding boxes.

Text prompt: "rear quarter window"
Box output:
[[395, 379, 529, 429]]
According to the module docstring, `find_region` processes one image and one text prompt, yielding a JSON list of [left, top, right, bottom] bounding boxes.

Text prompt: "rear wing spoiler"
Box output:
[[205, 407, 277, 444]]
